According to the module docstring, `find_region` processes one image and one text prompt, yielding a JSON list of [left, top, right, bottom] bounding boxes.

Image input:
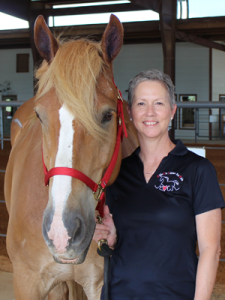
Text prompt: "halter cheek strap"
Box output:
[[42, 88, 127, 217]]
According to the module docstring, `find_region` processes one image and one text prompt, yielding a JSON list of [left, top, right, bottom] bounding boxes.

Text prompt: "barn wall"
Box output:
[[113, 42, 210, 141], [113, 43, 164, 98], [212, 49, 225, 102], [0, 43, 219, 141], [175, 43, 210, 140], [0, 49, 34, 101], [212, 49, 225, 137]]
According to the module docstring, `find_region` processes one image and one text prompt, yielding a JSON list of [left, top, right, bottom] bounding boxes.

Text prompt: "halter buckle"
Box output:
[[93, 182, 104, 201], [117, 88, 123, 102]]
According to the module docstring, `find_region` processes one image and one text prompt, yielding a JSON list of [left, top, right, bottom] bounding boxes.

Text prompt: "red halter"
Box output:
[[42, 88, 127, 217]]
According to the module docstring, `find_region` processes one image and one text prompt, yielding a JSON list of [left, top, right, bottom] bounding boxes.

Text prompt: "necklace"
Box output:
[[145, 170, 156, 175]]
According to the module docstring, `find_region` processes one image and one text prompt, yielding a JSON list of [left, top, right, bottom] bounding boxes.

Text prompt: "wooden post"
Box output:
[[160, 0, 177, 140]]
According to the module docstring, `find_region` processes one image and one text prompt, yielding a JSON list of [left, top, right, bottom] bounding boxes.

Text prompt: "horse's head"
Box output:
[[33, 15, 123, 264]]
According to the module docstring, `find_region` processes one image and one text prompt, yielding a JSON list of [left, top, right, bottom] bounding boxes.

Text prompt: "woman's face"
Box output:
[[128, 80, 177, 141]]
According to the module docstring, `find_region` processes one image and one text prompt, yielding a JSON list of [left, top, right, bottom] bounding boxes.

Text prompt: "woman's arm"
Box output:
[[93, 205, 117, 248], [194, 208, 222, 300]]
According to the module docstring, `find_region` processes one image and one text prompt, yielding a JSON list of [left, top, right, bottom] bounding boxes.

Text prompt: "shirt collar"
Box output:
[[170, 140, 188, 156], [132, 139, 188, 157]]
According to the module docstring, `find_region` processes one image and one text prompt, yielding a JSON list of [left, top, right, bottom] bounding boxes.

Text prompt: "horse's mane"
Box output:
[[35, 38, 109, 140]]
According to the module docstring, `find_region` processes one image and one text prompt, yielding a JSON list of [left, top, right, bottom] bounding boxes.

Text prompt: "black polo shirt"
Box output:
[[103, 140, 225, 300]]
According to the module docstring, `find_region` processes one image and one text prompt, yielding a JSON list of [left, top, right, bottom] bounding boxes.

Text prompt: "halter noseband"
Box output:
[[42, 88, 127, 217]]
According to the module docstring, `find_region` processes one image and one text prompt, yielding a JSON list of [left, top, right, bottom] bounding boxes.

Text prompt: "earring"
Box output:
[[171, 117, 173, 120], [130, 118, 132, 121]]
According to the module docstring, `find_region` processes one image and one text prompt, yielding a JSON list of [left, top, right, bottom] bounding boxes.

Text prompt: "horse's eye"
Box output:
[[35, 111, 42, 123], [101, 112, 113, 124]]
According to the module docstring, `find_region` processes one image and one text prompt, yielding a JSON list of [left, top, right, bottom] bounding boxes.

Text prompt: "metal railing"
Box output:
[[0, 101, 24, 149], [0, 100, 225, 146], [176, 101, 225, 143]]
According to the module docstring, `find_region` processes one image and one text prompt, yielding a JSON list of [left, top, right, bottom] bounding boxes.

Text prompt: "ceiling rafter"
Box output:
[[0, 0, 224, 52], [176, 31, 225, 52], [0, 0, 29, 21], [1, 17, 225, 48], [129, 0, 161, 13], [41, 3, 146, 17]]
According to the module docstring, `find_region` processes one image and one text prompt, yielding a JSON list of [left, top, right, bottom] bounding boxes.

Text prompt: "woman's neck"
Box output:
[[138, 135, 175, 165]]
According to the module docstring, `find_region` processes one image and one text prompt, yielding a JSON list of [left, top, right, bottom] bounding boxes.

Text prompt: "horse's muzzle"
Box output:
[[42, 207, 96, 263]]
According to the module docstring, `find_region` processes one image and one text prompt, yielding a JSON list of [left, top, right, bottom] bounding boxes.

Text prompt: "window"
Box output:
[[17, 54, 29, 73], [179, 94, 197, 129]]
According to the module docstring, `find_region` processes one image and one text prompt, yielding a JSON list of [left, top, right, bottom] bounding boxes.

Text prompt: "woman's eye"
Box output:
[[101, 112, 113, 124], [138, 102, 144, 106], [156, 101, 163, 105]]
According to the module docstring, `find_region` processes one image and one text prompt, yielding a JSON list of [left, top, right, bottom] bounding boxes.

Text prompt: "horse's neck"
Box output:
[[121, 100, 139, 159]]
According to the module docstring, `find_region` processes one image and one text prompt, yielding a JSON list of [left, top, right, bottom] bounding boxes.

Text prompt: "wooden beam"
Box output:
[[34, 0, 121, 4], [0, 0, 29, 20], [159, 0, 177, 140], [0, 20, 161, 49], [159, 0, 176, 83], [1, 16, 225, 49], [43, 3, 147, 17], [176, 17, 225, 40], [130, 0, 161, 13], [176, 31, 225, 52], [177, 16, 225, 31]]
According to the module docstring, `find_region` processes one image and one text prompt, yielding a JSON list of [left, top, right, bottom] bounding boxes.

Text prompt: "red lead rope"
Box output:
[[42, 88, 127, 217]]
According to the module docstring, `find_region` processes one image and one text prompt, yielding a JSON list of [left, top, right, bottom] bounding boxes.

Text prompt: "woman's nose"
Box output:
[[146, 104, 156, 116]]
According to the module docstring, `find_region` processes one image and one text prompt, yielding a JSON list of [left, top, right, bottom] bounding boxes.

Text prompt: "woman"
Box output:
[[93, 69, 224, 300]]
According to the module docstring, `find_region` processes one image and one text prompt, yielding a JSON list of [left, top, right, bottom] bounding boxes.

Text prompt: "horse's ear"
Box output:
[[101, 14, 123, 63], [34, 15, 59, 64]]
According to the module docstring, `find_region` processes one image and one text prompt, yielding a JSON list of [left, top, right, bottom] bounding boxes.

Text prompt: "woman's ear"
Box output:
[[171, 104, 177, 119], [126, 104, 132, 121]]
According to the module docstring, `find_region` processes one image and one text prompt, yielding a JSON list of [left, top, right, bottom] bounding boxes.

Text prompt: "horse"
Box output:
[[4, 14, 138, 300]]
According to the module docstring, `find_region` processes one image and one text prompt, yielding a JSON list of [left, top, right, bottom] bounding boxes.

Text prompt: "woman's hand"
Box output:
[[93, 205, 117, 248]]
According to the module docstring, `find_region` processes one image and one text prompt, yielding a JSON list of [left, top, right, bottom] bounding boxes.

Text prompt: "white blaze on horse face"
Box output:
[[48, 105, 74, 254]]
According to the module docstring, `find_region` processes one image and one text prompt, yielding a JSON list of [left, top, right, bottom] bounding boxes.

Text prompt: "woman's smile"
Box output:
[[128, 80, 176, 140], [143, 121, 159, 127]]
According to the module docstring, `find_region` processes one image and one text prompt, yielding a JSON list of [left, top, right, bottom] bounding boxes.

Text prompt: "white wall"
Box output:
[[210, 49, 225, 138], [113, 43, 164, 100], [0, 49, 34, 101], [113, 42, 210, 141], [0, 43, 216, 141], [175, 43, 209, 101], [175, 43, 210, 140], [212, 49, 225, 102]]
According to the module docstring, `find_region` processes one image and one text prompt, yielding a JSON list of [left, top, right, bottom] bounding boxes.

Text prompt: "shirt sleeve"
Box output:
[[193, 158, 225, 215]]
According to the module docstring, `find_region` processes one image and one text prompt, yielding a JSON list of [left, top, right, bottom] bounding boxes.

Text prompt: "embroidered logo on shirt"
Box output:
[[154, 172, 184, 192]]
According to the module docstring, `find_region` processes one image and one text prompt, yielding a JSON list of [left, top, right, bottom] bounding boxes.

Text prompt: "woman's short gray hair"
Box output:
[[127, 69, 175, 109]]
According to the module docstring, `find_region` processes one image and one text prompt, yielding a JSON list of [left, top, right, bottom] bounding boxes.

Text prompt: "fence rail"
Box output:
[[0, 100, 225, 144], [175, 101, 225, 143]]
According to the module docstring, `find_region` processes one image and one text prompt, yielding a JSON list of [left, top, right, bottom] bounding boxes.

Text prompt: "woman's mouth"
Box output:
[[143, 121, 158, 125]]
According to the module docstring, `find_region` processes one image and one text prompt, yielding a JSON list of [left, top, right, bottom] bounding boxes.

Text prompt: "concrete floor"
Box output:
[[0, 271, 86, 300], [0, 271, 14, 300], [1, 270, 225, 300]]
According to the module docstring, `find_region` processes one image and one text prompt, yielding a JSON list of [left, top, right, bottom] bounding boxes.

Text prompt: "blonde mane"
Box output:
[[35, 38, 109, 139]]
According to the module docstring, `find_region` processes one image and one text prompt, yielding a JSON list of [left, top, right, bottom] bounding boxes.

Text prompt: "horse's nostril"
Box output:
[[70, 217, 84, 243]]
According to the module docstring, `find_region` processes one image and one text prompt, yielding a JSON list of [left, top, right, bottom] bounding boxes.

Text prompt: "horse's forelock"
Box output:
[[35, 38, 111, 140]]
